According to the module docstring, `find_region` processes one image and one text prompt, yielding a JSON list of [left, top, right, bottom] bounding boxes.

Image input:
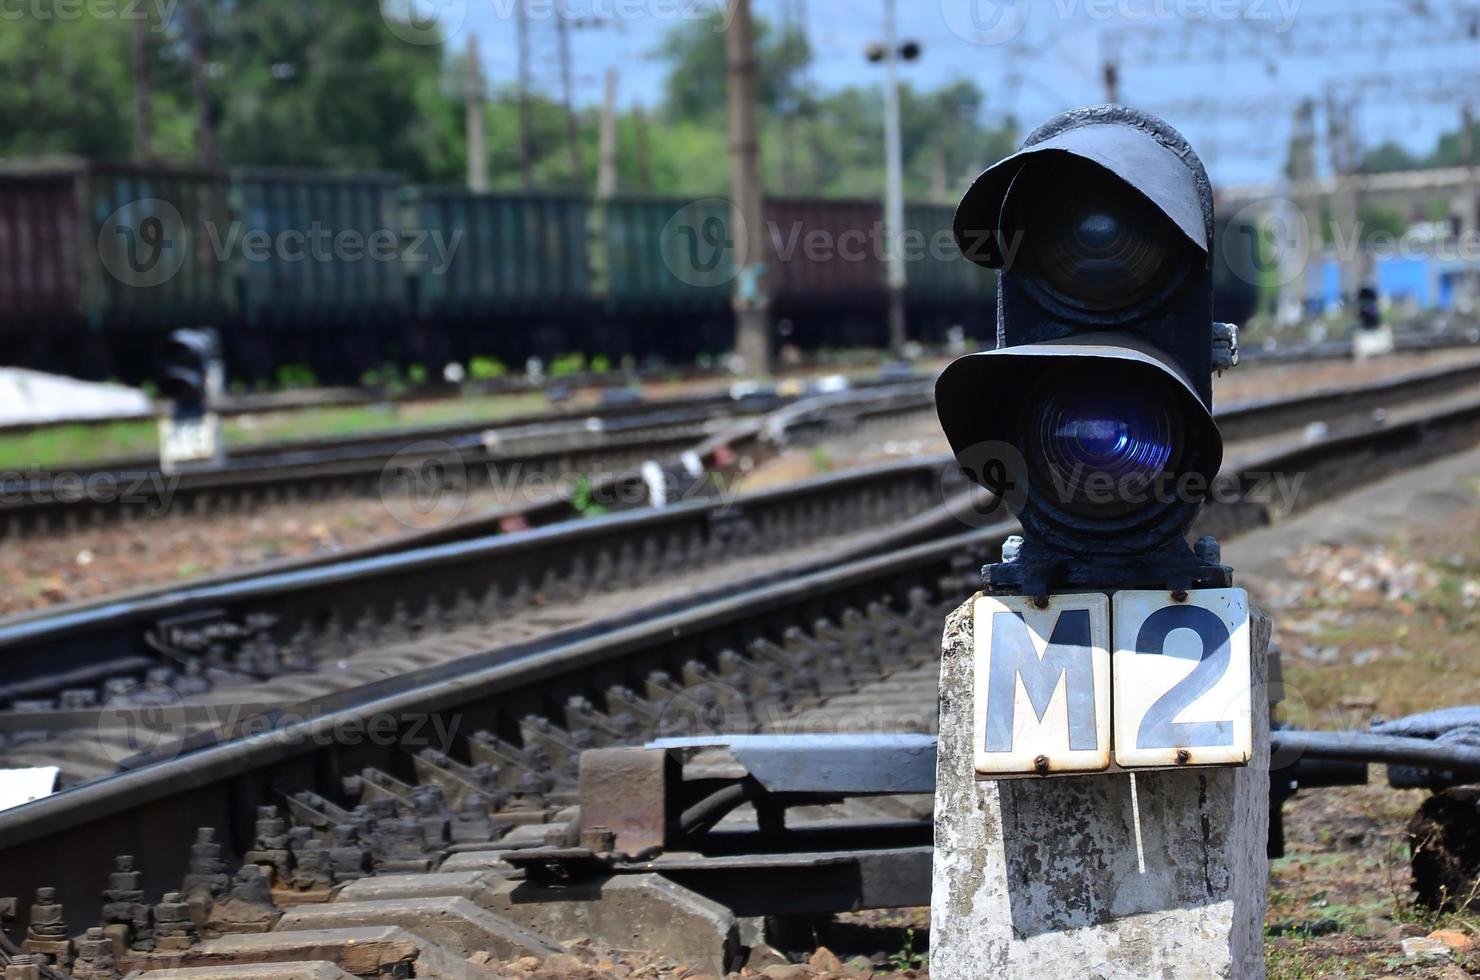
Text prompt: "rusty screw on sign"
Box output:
[[1033, 754, 1051, 775], [1176, 749, 1192, 765]]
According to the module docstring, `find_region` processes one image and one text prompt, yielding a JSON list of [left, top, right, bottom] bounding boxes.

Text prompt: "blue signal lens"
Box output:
[[1025, 368, 1182, 519]]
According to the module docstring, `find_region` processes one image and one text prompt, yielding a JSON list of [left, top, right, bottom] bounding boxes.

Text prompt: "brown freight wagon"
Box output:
[[764, 197, 888, 305], [764, 197, 889, 348], [0, 159, 232, 379]]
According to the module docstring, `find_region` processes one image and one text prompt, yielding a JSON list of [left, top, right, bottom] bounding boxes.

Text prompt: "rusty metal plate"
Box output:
[[578, 747, 674, 855], [1112, 588, 1252, 769], [972, 593, 1111, 777]]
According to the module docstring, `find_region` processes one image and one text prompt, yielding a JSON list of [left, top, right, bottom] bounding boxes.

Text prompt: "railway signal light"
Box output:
[[157, 327, 224, 472], [1357, 284, 1381, 330], [159, 328, 222, 418], [936, 106, 1233, 593], [1352, 283, 1394, 358]]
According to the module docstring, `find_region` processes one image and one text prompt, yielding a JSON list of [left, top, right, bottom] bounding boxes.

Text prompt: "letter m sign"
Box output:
[[972, 594, 1111, 775]]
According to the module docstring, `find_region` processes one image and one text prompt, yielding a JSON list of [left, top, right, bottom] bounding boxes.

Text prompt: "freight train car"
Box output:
[[227, 169, 407, 377], [400, 188, 596, 369], [0, 162, 1031, 383], [765, 197, 887, 349], [0, 159, 231, 379], [901, 201, 995, 345], [593, 195, 735, 359]]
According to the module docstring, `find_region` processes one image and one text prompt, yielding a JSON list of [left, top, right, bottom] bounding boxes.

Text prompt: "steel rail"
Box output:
[[5, 378, 1480, 922]]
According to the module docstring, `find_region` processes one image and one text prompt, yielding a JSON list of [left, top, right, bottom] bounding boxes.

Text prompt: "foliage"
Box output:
[[885, 927, 926, 971], [1358, 205, 1410, 241], [651, 15, 1016, 199], [468, 356, 508, 381], [654, 11, 813, 123], [548, 352, 587, 378], [569, 473, 607, 517], [1356, 140, 1419, 175], [0, 2, 1016, 199], [274, 363, 317, 389], [199, 0, 453, 178], [1358, 120, 1480, 175], [0, 2, 142, 159]]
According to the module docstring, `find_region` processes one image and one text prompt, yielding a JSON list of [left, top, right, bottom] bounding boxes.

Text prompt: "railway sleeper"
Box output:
[[0, 582, 958, 975]]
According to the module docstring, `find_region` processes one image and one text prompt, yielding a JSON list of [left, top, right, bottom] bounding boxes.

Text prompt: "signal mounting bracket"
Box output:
[[981, 536, 1231, 597]]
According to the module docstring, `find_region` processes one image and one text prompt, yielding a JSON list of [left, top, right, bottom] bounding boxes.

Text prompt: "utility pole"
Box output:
[[1102, 61, 1120, 103], [556, 13, 583, 186], [465, 33, 488, 193], [184, 0, 217, 168], [516, 0, 534, 191], [880, 0, 908, 357], [798, 0, 823, 194], [779, 0, 799, 195], [634, 105, 654, 193], [131, 12, 152, 160], [1287, 98, 1320, 314], [1463, 102, 1479, 307], [596, 68, 619, 199], [1325, 92, 1363, 304], [1101, 33, 1121, 103], [725, 0, 771, 376]]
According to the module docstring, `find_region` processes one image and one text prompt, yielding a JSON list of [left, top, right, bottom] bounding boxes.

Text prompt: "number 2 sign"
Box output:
[[1112, 589, 1252, 768], [972, 588, 1251, 777]]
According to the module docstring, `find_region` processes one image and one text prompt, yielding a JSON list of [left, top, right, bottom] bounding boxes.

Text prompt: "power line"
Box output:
[[1102, 3, 1480, 65]]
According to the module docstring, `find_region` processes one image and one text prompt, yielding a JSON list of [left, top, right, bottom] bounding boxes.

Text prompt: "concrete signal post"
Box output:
[[929, 107, 1267, 978]]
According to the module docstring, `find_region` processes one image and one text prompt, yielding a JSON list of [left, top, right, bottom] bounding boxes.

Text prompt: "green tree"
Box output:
[[654, 10, 812, 123], [1356, 140, 1419, 175], [649, 13, 1015, 199], [1427, 119, 1480, 169], [0, 5, 136, 159], [194, 0, 453, 177]]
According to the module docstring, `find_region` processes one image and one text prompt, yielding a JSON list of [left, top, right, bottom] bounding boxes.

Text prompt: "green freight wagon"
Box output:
[[401, 187, 591, 321], [902, 202, 994, 304], [87, 162, 232, 331], [592, 196, 734, 314], [229, 169, 406, 331]]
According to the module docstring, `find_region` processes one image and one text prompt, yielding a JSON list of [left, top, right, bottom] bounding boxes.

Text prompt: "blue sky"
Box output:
[[417, 0, 1480, 188]]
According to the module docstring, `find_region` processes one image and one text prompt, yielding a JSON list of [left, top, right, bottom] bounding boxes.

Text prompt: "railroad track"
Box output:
[[3, 395, 1479, 974], [0, 421, 1474, 975], [4, 366, 1480, 934], [10, 350, 1480, 541], [0, 363, 736, 438], [3, 359, 1476, 737], [4, 364, 1480, 761], [0, 397, 751, 539], [0, 376, 943, 539]]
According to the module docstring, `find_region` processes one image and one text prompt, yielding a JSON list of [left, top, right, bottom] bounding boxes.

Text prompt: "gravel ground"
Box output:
[[1214, 348, 1480, 405], [1241, 451, 1480, 977], [9, 359, 1480, 975], [466, 947, 922, 979]]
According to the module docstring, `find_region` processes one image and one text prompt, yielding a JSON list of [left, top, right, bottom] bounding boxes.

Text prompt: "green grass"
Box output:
[[0, 391, 556, 470]]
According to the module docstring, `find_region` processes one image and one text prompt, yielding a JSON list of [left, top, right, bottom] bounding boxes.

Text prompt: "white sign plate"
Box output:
[[1112, 588, 1253, 769], [973, 593, 1111, 776], [0, 766, 57, 812], [159, 413, 220, 467]]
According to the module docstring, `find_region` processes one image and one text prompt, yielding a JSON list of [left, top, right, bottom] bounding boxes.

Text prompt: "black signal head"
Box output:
[[938, 106, 1228, 590]]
